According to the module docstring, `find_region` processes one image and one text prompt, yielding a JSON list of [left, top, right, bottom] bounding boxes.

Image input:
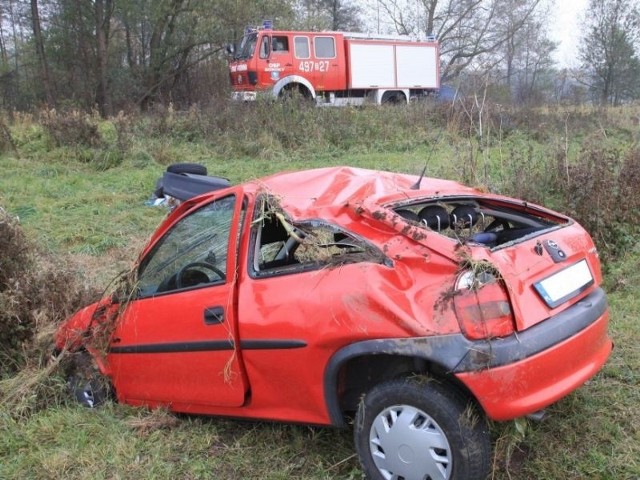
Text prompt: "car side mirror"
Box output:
[[225, 43, 235, 56]]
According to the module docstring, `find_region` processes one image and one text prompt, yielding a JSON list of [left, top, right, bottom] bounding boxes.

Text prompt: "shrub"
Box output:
[[39, 109, 102, 148], [561, 141, 640, 261], [0, 207, 99, 376]]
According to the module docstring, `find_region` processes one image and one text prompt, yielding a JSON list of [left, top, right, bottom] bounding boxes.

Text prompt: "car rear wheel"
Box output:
[[354, 377, 490, 480]]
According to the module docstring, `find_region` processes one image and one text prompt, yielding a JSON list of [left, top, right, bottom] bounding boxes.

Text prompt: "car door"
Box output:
[[108, 192, 248, 408]]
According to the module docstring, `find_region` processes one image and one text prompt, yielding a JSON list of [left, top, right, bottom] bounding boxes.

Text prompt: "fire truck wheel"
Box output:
[[354, 377, 491, 480], [280, 85, 311, 102], [167, 163, 208, 175], [381, 91, 406, 104]]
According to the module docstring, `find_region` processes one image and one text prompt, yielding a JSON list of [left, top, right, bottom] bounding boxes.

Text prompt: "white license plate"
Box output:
[[534, 259, 594, 308]]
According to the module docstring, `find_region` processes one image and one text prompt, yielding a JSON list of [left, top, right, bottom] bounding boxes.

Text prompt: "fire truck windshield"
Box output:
[[236, 33, 258, 59]]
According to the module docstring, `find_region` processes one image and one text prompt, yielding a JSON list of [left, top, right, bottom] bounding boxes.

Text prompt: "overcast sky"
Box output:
[[363, 0, 590, 68], [550, 0, 589, 67]]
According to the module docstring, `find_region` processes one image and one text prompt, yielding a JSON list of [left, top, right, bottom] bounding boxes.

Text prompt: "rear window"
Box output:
[[392, 198, 567, 249]]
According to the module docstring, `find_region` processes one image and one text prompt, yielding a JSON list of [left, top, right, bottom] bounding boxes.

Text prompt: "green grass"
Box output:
[[1, 104, 639, 479], [502, 286, 640, 479], [0, 407, 361, 479]]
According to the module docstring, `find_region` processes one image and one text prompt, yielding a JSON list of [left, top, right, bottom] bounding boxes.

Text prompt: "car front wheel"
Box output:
[[67, 352, 111, 408], [354, 377, 490, 480]]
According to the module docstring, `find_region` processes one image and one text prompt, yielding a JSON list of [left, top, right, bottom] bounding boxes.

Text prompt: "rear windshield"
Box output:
[[391, 197, 568, 248]]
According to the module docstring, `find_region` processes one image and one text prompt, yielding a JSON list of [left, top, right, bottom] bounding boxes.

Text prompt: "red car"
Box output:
[[56, 166, 612, 480]]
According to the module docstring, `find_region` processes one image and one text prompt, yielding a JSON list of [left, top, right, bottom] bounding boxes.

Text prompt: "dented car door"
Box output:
[[107, 193, 248, 408]]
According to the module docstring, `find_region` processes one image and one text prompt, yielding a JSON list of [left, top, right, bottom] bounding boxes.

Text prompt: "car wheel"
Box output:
[[166, 163, 207, 175], [354, 377, 490, 480], [67, 352, 111, 408]]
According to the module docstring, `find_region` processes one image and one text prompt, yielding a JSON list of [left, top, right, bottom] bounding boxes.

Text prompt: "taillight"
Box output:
[[453, 270, 515, 340]]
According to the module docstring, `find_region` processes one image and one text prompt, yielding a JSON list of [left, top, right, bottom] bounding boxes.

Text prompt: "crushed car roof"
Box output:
[[245, 166, 479, 217]]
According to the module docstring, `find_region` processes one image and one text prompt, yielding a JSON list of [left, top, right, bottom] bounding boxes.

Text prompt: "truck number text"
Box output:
[[298, 61, 330, 73]]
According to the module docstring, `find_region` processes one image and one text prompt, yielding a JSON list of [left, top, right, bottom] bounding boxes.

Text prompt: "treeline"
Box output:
[[0, 0, 289, 114], [1, 0, 639, 115]]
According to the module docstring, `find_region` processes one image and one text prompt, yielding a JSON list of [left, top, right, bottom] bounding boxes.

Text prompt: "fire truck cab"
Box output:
[[227, 24, 440, 106]]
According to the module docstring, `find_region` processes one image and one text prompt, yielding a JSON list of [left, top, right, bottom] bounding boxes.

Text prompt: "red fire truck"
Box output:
[[227, 23, 440, 105]]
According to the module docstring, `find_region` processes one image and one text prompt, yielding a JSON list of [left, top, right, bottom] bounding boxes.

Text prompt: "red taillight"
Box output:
[[453, 273, 515, 340]]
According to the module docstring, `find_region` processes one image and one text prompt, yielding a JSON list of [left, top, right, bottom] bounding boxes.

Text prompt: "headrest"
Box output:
[[396, 209, 420, 222], [418, 205, 450, 230], [450, 205, 479, 228]]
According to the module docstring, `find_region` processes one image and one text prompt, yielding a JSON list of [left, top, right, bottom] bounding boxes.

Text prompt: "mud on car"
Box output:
[[56, 166, 612, 480]]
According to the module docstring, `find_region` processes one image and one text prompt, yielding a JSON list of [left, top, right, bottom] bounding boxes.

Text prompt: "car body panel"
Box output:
[[456, 304, 611, 420]]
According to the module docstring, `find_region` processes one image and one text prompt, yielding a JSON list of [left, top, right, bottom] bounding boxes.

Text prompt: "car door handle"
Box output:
[[204, 306, 224, 325]]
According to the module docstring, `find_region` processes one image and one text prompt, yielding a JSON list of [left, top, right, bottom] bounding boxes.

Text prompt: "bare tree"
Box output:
[[1, 0, 301, 110], [497, 0, 556, 103], [94, 0, 113, 117], [376, 0, 543, 81], [579, 0, 640, 105], [296, 0, 362, 30]]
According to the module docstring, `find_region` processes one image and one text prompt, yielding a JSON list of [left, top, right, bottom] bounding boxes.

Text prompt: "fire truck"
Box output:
[[227, 23, 440, 105]]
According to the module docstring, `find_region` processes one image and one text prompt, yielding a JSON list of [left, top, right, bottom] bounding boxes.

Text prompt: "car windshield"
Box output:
[[236, 33, 258, 59], [136, 195, 236, 296]]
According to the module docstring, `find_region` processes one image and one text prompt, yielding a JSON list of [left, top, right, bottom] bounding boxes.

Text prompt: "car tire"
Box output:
[[67, 352, 111, 408], [166, 163, 207, 175], [354, 377, 490, 480]]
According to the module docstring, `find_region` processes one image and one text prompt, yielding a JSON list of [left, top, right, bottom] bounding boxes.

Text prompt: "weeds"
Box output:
[[40, 109, 102, 148], [0, 351, 67, 419], [125, 407, 179, 434], [0, 117, 19, 157], [561, 141, 640, 261], [491, 418, 531, 479], [0, 207, 99, 375]]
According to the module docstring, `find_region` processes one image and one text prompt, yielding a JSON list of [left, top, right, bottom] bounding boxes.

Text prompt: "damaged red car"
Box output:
[[56, 166, 612, 480]]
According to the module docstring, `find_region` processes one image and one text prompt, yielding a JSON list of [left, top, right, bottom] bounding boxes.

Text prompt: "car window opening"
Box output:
[[394, 198, 567, 248], [252, 199, 384, 276]]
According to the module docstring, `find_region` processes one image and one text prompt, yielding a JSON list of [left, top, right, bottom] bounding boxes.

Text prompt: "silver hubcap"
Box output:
[[369, 405, 452, 480]]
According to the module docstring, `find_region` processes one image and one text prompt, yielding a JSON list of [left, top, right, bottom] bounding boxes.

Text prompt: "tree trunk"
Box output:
[[139, 0, 184, 110], [95, 0, 113, 117], [0, 5, 9, 66], [30, 0, 54, 106]]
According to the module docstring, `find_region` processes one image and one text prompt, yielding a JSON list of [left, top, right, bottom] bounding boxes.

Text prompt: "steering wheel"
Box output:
[[485, 219, 510, 232], [175, 262, 226, 289]]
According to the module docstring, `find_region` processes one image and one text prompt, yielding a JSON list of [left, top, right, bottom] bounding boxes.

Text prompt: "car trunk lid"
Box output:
[[481, 226, 600, 331]]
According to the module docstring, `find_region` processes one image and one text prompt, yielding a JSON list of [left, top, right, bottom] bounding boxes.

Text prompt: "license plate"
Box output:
[[534, 259, 594, 308]]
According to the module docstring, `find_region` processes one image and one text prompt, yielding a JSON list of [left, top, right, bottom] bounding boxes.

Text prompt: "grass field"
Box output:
[[0, 103, 639, 479]]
